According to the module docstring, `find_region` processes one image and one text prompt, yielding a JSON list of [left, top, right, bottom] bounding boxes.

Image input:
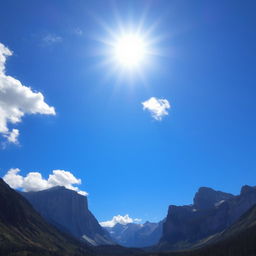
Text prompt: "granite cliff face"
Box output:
[[0, 179, 93, 256], [106, 221, 163, 248], [21, 186, 113, 246], [159, 185, 256, 250], [150, 204, 256, 256], [193, 187, 234, 210]]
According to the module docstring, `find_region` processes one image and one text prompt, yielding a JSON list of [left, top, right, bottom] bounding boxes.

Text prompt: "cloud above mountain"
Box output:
[[3, 168, 87, 196], [142, 97, 170, 120], [100, 214, 142, 228], [0, 42, 55, 145]]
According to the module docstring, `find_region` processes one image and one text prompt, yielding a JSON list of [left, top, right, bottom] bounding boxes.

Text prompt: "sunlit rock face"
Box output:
[[105, 220, 164, 248], [20, 186, 113, 246], [159, 185, 256, 250]]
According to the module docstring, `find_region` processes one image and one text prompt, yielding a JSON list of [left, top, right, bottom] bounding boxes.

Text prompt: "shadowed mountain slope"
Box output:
[[145, 204, 256, 256], [20, 186, 113, 246], [158, 185, 256, 250], [0, 178, 94, 256]]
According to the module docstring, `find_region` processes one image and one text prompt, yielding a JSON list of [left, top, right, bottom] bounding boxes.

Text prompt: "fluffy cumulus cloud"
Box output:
[[0, 42, 55, 144], [100, 214, 142, 228], [142, 97, 170, 121], [3, 168, 87, 196]]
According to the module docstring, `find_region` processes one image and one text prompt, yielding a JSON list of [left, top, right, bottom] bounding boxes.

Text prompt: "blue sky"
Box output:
[[1, 0, 256, 223]]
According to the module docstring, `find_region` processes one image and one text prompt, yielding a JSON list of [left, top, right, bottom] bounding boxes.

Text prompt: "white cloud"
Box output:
[[23, 172, 49, 192], [0, 43, 11, 73], [0, 42, 55, 144], [43, 34, 62, 44], [100, 214, 142, 228], [142, 97, 170, 120], [3, 128, 19, 144], [3, 168, 87, 196], [2, 168, 23, 189]]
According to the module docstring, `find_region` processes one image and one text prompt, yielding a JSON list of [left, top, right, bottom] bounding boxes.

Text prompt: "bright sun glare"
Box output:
[[113, 34, 147, 68], [95, 15, 163, 77]]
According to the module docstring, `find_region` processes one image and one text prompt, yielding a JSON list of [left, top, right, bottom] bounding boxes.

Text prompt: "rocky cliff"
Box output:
[[0, 179, 93, 256], [159, 185, 256, 250], [20, 186, 113, 246], [149, 204, 256, 256]]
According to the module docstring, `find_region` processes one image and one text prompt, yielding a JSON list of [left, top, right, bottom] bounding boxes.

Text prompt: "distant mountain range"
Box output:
[[104, 185, 256, 252], [1, 176, 256, 256], [105, 220, 164, 247]]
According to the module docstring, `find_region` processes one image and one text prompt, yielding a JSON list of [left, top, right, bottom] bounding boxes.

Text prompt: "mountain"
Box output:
[[158, 185, 256, 250], [0, 178, 94, 256], [20, 186, 113, 246], [193, 187, 234, 210], [147, 204, 256, 256], [105, 221, 163, 248]]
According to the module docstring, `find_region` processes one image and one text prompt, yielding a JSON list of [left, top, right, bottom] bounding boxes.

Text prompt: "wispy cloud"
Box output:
[[3, 168, 87, 196], [100, 214, 142, 228], [142, 97, 170, 120], [0, 42, 55, 145], [43, 34, 62, 45]]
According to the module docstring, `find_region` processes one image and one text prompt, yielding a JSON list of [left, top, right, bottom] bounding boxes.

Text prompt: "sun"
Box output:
[[93, 14, 166, 80], [113, 34, 147, 68]]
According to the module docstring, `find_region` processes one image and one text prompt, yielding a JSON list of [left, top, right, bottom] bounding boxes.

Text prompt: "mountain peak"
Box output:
[[23, 186, 87, 198], [193, 187, 234, 210], [240, 185, 256, 195], [40, 185, 66, 192], [21, 187, 113, 245]]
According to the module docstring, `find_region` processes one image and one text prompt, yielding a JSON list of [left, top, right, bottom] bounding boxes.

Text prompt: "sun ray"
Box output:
[[89, 6, 170, 85]]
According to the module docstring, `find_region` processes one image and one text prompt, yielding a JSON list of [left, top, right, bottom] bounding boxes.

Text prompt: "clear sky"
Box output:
[[0, 0, 256, 223]]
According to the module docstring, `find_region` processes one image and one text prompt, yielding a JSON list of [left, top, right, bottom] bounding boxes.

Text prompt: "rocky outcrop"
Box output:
[[159, 185, 256, 250], [193, 187, 234, 210], [20, 186, 113, 246], [105, 220, 163, 248]]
